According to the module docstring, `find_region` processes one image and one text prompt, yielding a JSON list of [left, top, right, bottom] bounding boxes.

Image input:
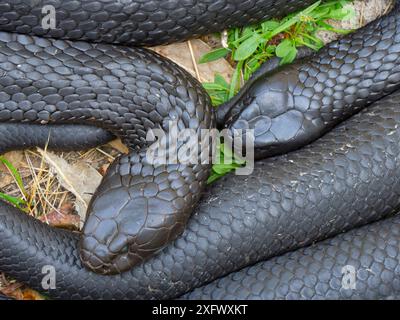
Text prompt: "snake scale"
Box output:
[[0, 0, 400, 299], [184, 212, 400, 300], [0, 0, 316, 46], [0, 31, 218, 276]]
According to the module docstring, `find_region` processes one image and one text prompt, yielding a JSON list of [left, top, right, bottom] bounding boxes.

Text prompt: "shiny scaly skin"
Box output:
[[0, 0, 400, 300], [0, 31, 215, 275], [0, 0, 315, 46], [183, 213, 400, 300], [3, 88, 400, 299], [0, 123, 113, 153], [218, 3, 400, 159]]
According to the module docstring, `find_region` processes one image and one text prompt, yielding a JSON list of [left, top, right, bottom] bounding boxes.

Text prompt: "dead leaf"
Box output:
[[38, 202, 80, 230], [36, 148, 103, 225], [20, 289, 45, 300], [152, 39, 234, 83], [108, 139, 129, 154], [0, 273, 44, 300], [99, 163, 111, 176]]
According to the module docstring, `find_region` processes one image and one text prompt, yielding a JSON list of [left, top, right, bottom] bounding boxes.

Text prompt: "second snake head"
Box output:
[[218, 67, 325, 159]]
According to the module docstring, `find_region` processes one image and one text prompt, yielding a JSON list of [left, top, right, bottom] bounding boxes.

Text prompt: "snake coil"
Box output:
[[1, 0, 400, 300]]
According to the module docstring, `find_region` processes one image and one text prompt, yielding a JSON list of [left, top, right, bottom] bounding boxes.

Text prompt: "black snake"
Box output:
[[1, 0, 400, 299]]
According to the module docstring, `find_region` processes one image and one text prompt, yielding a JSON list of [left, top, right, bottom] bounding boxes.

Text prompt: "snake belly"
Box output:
[[0, 31, 215, 275], [0, 0, 315, 46]]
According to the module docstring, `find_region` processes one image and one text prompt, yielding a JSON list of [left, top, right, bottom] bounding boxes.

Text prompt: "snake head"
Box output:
[[222, 67, 323, 159], [80, 152, 206, 275]]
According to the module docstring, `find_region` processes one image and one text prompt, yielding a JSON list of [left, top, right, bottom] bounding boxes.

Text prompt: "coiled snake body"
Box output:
[[1, 0, 400, 299]]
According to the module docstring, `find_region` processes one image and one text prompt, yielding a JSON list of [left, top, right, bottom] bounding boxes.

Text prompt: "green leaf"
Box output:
[[207, 173, 221, 184], [328, 7, 354, 20], [267, 1, 322, 39], [261, 20, 280, 33], [296, 33, 324, 51], [202, 83, 227, 91], [207, 142, 247, 184], [229, 61, 244, 98], [234, 34, 263, 61], [199, 48, 230, 64], [316, 20, 353, 35], [0, 193, 27, 210], [242, 26, 256, 38], [221, 144, 246, 165], [0, 156, 27, 198], [212, 163, 238, 175], [267, 16, 298, 39], [300, 0, 322, 16], [280, 46, 297, 65], [276, 39, 292, 57], [214, 74, 230, 88], [202, 74, 231, 107], [204, 0, 354, 181], [276, 39, 298, 64]]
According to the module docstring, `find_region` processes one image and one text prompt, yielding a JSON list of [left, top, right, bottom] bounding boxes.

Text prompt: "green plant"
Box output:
[[202, 74, 231, 106], [0, 156, 29, 211], [202, 0, 354, 101], [0, 2, 356, 207], [203, 0, 354, 183], [207, 142, 246, 184]]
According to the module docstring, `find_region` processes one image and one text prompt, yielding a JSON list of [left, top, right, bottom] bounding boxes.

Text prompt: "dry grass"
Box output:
[[0, 144, 119, 220], [0, 142, 121, 299]]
